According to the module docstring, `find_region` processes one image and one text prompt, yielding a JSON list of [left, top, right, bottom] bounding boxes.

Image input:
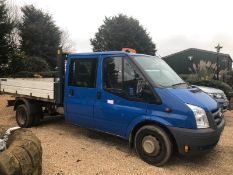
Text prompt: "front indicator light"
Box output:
[[184, 145, 189, 153]]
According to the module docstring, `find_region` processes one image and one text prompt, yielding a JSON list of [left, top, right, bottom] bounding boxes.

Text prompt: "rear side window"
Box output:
[[68, 58, 97, 88]]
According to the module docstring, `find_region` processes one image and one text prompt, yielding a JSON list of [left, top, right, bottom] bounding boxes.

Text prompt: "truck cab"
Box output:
[[63, 51, 225, 166]]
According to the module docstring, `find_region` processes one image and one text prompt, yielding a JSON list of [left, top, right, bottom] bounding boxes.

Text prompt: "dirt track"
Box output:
[[1, 95, 233, 175]]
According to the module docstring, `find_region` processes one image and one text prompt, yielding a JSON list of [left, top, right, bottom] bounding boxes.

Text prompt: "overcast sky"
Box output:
[[14, 0, 233, 57]]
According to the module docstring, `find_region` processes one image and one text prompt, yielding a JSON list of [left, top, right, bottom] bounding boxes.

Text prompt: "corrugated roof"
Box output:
[[163, 48, 232, 61]]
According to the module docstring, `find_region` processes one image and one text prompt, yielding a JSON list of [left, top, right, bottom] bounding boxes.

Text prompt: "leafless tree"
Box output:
[[60, 29, 76, 53], [6, 1, 76, 54], [6, 0, 21, 49]]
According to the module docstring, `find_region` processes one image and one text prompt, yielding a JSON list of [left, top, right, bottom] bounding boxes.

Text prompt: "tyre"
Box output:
[[16, 103, 42, 128], [134, 125, 172, 166], [16, 104, 33, 128], [0, 127, 42, 175]]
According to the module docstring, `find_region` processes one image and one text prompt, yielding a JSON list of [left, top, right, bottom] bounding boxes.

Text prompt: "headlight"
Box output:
[[186, 104, 209, 129], [208, 93, 223, 99], [215, 93, 222, 99], [208, 93, 214, 98]]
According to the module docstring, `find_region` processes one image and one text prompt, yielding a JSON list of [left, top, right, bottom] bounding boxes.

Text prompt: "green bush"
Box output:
[[39, 71, 57, 77], [179, 74, 198, 81], [223, 71, 233, 88], [13, 71, 34, 78], [179, 74, 189, 81], [23, 56, 50, 73], [8, 71, 58, 78], [187, 79, 233, 98], [9, 54, 50, 75]]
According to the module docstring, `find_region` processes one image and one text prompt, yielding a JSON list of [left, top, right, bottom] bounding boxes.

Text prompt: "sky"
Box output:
[[14, 0, 233, 57]]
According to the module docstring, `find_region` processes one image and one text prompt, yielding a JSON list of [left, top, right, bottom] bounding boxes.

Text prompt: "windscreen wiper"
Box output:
[[171, 82, 187, 87]]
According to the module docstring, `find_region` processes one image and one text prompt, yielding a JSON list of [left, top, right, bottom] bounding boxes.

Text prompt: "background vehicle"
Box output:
[[192, 85, 229, 111], [0, 49, 225, 166]]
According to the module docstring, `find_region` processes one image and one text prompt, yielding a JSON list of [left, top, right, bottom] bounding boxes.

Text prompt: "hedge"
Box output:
[[13, 71, 34, 78], [9, 71, 58, 78], [38, 71, 57, 78]]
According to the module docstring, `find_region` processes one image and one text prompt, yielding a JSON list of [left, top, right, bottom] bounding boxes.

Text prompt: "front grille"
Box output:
[[212, 108, 223, 126]]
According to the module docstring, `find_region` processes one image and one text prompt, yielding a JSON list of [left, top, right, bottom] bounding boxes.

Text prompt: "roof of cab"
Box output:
[[68, 51, 146, 58]]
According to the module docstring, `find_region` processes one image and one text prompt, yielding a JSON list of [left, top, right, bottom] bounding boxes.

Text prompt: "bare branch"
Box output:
[[60, 29, 76, 53]]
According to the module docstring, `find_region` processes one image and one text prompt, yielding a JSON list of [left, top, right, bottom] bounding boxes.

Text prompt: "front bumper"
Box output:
[[168, 118, 225, 155]]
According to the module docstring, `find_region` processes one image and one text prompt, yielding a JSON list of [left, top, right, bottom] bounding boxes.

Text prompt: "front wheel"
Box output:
[[134, 125, 172, 166]]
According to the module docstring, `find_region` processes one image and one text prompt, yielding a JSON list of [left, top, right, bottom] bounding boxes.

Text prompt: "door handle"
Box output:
[[69, 89, 74, 96], [96, 91, 102, 99]]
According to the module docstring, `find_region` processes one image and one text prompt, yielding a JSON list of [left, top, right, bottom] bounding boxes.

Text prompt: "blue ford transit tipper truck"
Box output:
[[0, 49, 225, 166]]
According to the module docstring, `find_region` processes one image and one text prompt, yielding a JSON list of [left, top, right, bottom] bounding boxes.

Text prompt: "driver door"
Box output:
[[94, 55, 153, 137]]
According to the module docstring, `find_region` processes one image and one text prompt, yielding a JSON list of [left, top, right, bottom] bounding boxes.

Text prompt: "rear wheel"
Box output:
[[16, 103, 42, 128], [16, 104, 33, 128], [134, 125, 172, 166]]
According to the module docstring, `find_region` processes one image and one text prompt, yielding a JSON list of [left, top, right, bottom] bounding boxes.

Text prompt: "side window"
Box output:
[[69, 58, 97, 88], [123, 59, 145, 97], [103, 57, 123, 90], [103, 56, 154, 102]]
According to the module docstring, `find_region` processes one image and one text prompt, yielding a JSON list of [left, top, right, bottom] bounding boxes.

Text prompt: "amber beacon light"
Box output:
[[122, 48, 136, 53]]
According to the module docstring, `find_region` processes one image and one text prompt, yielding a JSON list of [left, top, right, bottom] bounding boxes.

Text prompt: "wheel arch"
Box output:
[[14, 98, 31, 111], [129, 120, 178, 151]]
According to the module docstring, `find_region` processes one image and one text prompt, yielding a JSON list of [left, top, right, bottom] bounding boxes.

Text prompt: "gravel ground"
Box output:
[[0, 95, 233, 175]]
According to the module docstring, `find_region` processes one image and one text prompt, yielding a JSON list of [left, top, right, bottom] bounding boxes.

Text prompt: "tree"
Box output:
[[90, 14, 156, 55], [60, 29, 76, 53], [19, 5, 61, 69], [9, 53, 49, 75], [0, 0, 15, 75], [6, 0, 21, 49]]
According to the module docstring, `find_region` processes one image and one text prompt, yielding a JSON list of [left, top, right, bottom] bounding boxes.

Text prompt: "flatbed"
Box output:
[[0, 78, 55, 102]]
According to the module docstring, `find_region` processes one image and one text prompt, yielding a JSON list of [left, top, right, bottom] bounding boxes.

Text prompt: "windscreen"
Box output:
[[132, 56, 185, 87]]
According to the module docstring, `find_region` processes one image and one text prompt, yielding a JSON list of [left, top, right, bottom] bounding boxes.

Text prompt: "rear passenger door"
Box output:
[[65, 57, 98, 128]]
